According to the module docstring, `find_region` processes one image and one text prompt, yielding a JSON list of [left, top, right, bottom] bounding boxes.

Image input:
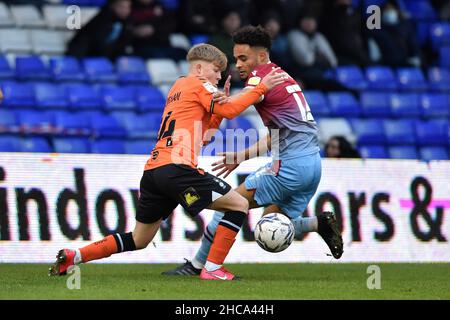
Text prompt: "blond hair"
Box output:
[[186, 43, 227, 72]]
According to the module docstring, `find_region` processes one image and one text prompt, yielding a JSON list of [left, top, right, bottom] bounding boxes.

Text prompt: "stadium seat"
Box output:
[[0, 2, 15, 27], [17, 110, 55, 134], [420, 93, 449, 118], [396, 68, 428, 91], [110, 112, 160, 139], [0, 55, 14, 79], [303, 91, 330, 116], [225, 117, 255, 132], [350, 119, 386, 145], [427, 67, 450, 91], [89, 113, 127, 138], [43, 5, 69, 29], [0, 110, 19, 133], [65, 83, 101, 110], [365, 66, 397, 90], [334, 66, 368, 90], [62, 0, 93, 6], [401, 0, 437, 21], [10, 5, 46, 28], [419, 146, 449, 161], [178, 60, 189, 76], [34, 82, 70, 109], [20, 137, 52, 153], [430, 23, 450, 50], [0, 135, 21, 152], [384, 119, 416, 145], [0, 81, 35, 108], [360, 92, 391, 117], [135, 86, 166, 112], [15, 56, 51, 81], [90, 139, 126, 154], [49, 56, 85, 82], [0, 29, 32, 53], [116, 56, 150, 84], [146, 59, 180, 85], [53, 137, 91, 153], [169, 33, 191, 51], [125, 139, 155, 155], [189, 34, 210, 45], [53, 111, 91, 136], [327, 92, 361, 117], [415, 120, 448, 146], [100, 85, 136, 112], [30, 30, 66, 55], [388, 145, 418, 159], [83, 57, 117, 83], [389, 93, 421, 118], [317, 118, 355, 144], [439, 46, 450, 69], [358, 145, 389, 159]]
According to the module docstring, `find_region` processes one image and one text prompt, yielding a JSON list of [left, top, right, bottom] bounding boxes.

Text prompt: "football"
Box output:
[[254, 213, 295, 253]]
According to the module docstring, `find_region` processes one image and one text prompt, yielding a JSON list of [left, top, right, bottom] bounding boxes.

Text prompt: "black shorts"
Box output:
[[136, 164, 232, 224]]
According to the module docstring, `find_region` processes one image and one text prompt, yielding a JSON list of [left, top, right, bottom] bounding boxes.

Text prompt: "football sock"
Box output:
[[79, 232, 136, 263], [194, 211, 223, 268], [205, 211, 246, 271], [291, 216, 318, 236]]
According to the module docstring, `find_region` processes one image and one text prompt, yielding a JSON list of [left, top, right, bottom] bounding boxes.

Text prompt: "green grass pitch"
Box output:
[[0, 263, 449, 300]]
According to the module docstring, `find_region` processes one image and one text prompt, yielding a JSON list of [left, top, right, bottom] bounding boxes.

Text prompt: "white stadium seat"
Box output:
[[80, 7, 100, 27], [316, 118, 356, 145], [177, 60, 189, 76], [31, 30, 66, 55], [169, 33, 191, 51], [43, 5, 69, 29], [147, 59, 180, 85], [0, 29, 33, 54], [10, 5, 46, 28], [0, 2, 15, 27]]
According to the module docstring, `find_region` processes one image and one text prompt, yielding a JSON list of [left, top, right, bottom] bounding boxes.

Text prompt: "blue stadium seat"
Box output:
[[335, 66, 367, 90], [388, 145, 418, 159], [350, 119, 386, 145], [189, 34, 209, 45], [160, 0, 180, 10], [53, 111, 91, 136], [427, 67, 450, 91], [384, 119, 416, 145], [101, 85, 136, 112], [49, 56, 85, 82], [430, 23, 450, 50], [135, 86, 166, 112], [82, 57, 117, 83], [0, 81, 35, 108], [15, 56, 51, 81], [89, 0, 107, 6], [303, 91, 330, 116], [0, 110, 18, 133], [116, 56, 150, 84], [360, 92, 391, 117], [420, 93, 449, 118], [53, 137, 90, 153], [396, 68, 428, 91], [34, 82, 69, 109], [401, 0, 437, 21], [358, 145, 389, 159], [90, 139, 126, 154], [415, 120, 448, 146], [0, 135, 21, 152], [439, 46, 450, 69], [389, 93, 421, 118], [419, 146, 449, 161], [20, 137, 52, 153], [17, 110, 55, 134], [65, 83, 101, 110], [125, 139, 155, 155], [0, 55, 14, 79], [365, 66, 397, 90], [89, 113, 127, 138], [327, 92, 361, 117], [62, 0, 93, 7], [226, 117, 255, 131], [111, 112, 160, 139]]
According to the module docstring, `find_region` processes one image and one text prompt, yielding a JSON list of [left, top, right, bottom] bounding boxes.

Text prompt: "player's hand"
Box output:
[[223, 74, 231, 97], [211, 152, 242, 178], [212, 75, 232, 104], [0, 88, 3, 103], [261, 67, 288, 90]]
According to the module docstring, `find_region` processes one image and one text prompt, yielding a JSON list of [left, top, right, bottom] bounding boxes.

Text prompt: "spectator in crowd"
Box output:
[[179, 0, 216, 35], [369, 1, 422, 67], [130, 0, 186, 61], [320, 0, 370, 66], [324, 136, 361, 158], [66, 0, 133, 60]]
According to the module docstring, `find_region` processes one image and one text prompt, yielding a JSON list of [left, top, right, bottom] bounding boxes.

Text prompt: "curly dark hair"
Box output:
[[232, 25, 272, 50]]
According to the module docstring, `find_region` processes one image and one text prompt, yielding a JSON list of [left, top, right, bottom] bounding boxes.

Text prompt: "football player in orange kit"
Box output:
[[48, 43, 286, 281]]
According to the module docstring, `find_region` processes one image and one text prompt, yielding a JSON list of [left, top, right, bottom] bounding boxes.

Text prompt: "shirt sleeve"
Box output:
[[197, 80, 218, 113]]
